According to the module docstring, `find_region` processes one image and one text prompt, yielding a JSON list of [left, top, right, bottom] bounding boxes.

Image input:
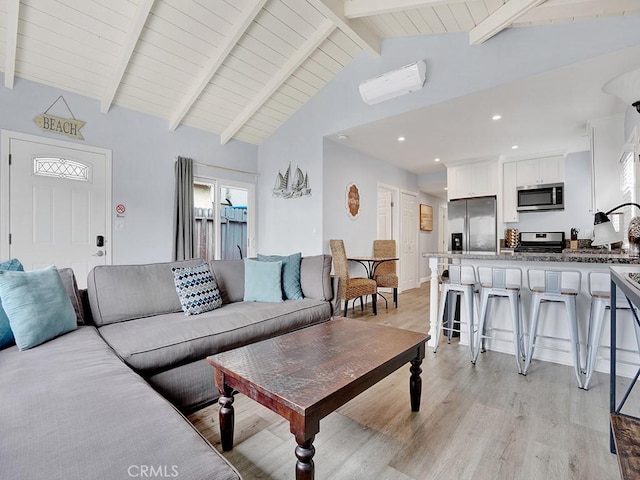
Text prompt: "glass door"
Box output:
[[193, 182, 216, 262], [219, 184, 248, 260], [194, 178, 255, 262]]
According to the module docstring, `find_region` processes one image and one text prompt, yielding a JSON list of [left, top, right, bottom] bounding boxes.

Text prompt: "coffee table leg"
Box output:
[[410, 357, 423, 412], [294, 436, 315, 480], [219, 384, 235, 451]]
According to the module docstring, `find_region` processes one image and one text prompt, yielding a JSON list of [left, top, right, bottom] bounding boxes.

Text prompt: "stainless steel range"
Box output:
[[514, 231, 565, 254]]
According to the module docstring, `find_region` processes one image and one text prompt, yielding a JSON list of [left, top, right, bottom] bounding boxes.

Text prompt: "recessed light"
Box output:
[[492, 114, 502, 120], [337, 134, 348, 141], [444, 187, 448, 190], [398, 136, 405, 142], [512, 145, 519, 149], [434, 158, 440, 162]]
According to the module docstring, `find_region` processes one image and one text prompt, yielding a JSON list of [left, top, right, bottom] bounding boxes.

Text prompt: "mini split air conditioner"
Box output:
[[359, 60, 426, 105]]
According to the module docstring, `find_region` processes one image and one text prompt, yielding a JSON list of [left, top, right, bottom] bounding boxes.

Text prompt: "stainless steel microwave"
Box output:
[[516, 183, 564, 212]]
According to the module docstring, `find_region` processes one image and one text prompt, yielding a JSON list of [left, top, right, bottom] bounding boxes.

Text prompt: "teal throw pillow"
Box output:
[[0, 265, 77, 350], [257, 252, 303, 300], [244, 259, 283, 303], [0, 258, 24, 349], [172, 263, 222, 315]]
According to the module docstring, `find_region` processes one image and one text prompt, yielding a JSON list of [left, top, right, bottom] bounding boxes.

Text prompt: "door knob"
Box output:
[[93, 251, 105, 257]]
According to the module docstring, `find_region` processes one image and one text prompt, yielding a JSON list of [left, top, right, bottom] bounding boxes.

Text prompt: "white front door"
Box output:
[[400, 191, 418, 291], [2, 131, 112, 287]]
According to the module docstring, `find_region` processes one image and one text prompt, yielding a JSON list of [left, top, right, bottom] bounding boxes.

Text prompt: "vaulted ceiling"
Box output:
[[1, 0, 638, 145]]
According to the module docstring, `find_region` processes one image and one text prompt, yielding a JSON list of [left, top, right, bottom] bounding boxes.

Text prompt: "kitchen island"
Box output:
[[424, 251, 640, 381]]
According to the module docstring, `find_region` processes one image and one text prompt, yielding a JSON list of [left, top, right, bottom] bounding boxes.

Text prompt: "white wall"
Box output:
[[419, 192, 444, 281], [506, 151, 593, 239], [590, 115, 626, 213], [257, 16, 640, 255], [625, 104, 640, 140], [323, 138, 418, 255], [322, 139, 444, 283], [0, 74, 258, 265], [418, 170, 447, 197]]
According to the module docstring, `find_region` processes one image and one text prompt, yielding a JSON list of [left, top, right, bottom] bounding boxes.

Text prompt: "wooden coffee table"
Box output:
[[206, 318, 428, 480]]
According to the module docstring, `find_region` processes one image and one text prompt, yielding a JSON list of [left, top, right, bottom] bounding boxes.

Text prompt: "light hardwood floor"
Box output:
[[189, 283, 628, 480]]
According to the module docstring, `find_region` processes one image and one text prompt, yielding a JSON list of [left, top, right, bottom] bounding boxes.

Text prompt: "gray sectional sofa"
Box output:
[[0, 254, 336, 480], [1, 326, 244, 480], [88, 255, 336, 412]]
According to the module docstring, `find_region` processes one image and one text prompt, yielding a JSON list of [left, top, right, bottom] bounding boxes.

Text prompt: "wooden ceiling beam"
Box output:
[[220, 20, 335, 145], [309, 0, 380, 56], [537, 0, 600, 6], [469, 0, 547, 45], [168, 0, 268, 131], [100, 0, 155, 113], [344, 0, 466, 18], [516, 0, 640, 24], [4, 0, 20, 89]]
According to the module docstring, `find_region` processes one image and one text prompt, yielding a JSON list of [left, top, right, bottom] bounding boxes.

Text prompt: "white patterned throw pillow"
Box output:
[[172, 263, 222, 316]]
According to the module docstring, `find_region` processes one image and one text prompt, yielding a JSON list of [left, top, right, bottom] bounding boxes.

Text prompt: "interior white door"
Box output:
[[377, 188, 393, 240], [400, 191, 418, 291], [8, 135, 111, 287]]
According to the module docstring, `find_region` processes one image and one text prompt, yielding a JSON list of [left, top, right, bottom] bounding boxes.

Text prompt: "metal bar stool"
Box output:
[[474, 266, 525, 373], [584, 272, 640, 390], [434, 265, 479, 362], [523, 269, 583, 388]]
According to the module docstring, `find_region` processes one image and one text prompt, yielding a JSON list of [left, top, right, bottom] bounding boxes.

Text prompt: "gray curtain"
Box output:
[[173, 156, 194, 261]]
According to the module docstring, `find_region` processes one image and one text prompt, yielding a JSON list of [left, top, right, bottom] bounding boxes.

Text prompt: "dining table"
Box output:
[[347, 256, 398, 279]]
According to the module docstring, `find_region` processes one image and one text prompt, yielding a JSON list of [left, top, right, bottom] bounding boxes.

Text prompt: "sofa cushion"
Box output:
[[58, 267, 85, 325], [300, 254, 333, 300], [243, 259, 283, 303], [210, 260, 244, 304], [0, 258, 23, 349], [0, 326, 242, 480], [172, 263, 222, 315], [0, 258, 22, 271], [87, 259, 203, 326], [210, 255, 332, 304], [98, 299, 331, 374], [148, 358, 217, 413], [257, 252, 303, 300], [0, 265, 77, 350]]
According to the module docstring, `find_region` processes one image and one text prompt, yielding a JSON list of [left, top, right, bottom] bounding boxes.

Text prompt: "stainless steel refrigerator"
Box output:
[[448, 196, 497, 252]]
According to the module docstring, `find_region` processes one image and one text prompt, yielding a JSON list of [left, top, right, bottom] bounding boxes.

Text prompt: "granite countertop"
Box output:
[[423, 250, 640, 264]]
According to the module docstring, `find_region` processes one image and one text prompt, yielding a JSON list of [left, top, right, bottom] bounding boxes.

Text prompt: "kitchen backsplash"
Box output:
[[499, 237, 624, 251]]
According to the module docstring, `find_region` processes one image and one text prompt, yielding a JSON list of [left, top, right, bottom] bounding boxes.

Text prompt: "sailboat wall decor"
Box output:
[[272, 163, 311, 199]]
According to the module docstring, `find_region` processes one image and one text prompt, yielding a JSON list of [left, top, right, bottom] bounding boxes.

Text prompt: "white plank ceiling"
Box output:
[[1, 0, 638, 145]]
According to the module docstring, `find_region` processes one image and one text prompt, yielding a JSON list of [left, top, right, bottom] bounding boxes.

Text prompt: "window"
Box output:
[[194, 183, 215, 262], [219, 186, 248, 260], [194, 179, 254, 262], [620, 149, 636, 247]]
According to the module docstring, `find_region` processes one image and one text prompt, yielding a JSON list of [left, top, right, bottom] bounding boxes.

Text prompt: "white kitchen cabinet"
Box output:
[[448, 161, 498, 199], [515, 155, 564, 187], [503, 161, 518, 222]]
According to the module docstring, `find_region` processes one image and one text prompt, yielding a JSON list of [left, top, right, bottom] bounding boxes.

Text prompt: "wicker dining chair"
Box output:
[[329, 239, 377, 317], [373, 240, 399, 309]]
